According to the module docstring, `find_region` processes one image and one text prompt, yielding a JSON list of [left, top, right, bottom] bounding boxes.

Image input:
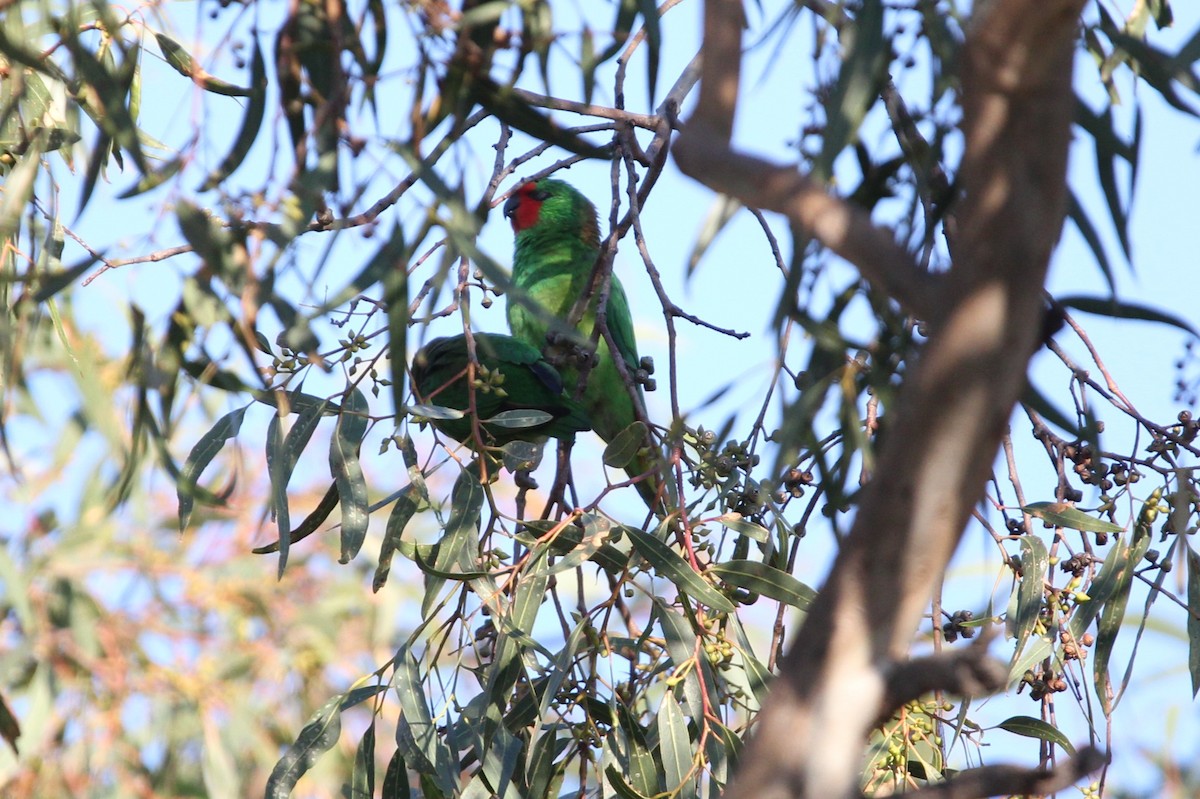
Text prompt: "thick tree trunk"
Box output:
[[674, 1, 1101, 797]]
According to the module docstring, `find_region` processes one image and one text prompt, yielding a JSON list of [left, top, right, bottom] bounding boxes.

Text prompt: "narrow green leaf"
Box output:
[[154, 31, 254, 96], [61, 28, 147, 173], [393, 651, 454, 791], [265, 693, 345, 799], [1009, 535, 1049, 646], [1089, 105, 1132, 259], [178, 404, 249, 530], [1094, 514, 1154, 713], [722, 613, 773, 708], [331, 388, 370, 563], [374, 487, 418, 592], [581, 26, 597, 105], [381, 749, 410, 799], [78, 129, 111, 218], [281, 396, 328, 474], [603, 421, 647, 469], [715, 512, 770, 543], [605, 764, 653, 799], [527, 732, 568, 799], [612, 705, 657, 796], [1066, 191, 1117, 294], [385, 233, 409, 424], [710, 560, 816, 609], [351, 721, 376, 799], [1057, 294, 1200, 338], [1105, 29, 1199, 116], [1187, 545, 1200, 697], [517, 520, 632, 575], [407, 403, 465, 421], [814, 0, 885, 182], [266, 413, 292, 578], [655, 600, 699, 674], [635, 0, 660, 103], [658, 692, 693, 797], [0, 691, 21, 755], [484, 409, 554, 429], [546, 513, 617, 576], [421, 468, 484, 618], [995, 716, 1076, 755], [0, 27, 70, 82], [1023, 502, 1125, 534], [200, 39, 267, 190], [506, 542, 549, 647], [477, 723, 520, 798], [626, 528, 735, 612], [32, 254, 103, 303], [117, 155, 183, 198]]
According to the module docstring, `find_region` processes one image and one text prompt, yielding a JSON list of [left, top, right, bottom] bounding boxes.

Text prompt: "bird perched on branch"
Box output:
[[410, 333, 590, 448], [503, 178, 664, 512]]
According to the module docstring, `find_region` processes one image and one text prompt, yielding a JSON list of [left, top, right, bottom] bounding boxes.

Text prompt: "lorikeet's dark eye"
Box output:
[[530, 187, 550, 201]]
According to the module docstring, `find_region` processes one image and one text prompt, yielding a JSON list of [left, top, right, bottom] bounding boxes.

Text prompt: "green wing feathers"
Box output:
[[411, 333, 591, 447], [504, 177, 666, 512]]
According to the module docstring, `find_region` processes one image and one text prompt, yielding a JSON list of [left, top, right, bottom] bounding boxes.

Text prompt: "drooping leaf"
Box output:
[[484, 409, 555, 429], [1009, 535, 1049, 648], [1022, 502, 1124, 534], [374, 487, 419, 592], [710, 560, 816, 609], [177, 404, 249, 530], [117, 155, 183, 198], [199, 39, 267, 190], [1188, 545, 1200, 697], [657, 692, 693, 798], [420, 468, 484, 618], [603, 421, 648, 469], [714, 512, 770, 543], [153, 31, 254, 96], [351, 721, 376, 799], [264, 693, 345, 798], [266, 412, 292, 577], [393, 651, 455, 791], [331, 388, 371, 563], [996, 716, 1076, 756], [625, 527, 735, 612], [813, 0, 886, 183], [381, 749, 410, 799], [1057, 294, 1200, 338], [1065, 190, 1117, 294]]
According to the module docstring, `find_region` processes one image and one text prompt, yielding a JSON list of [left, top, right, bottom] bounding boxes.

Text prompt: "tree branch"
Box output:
[[677, 1, 1089, 797], [674, 0, 942, 320]]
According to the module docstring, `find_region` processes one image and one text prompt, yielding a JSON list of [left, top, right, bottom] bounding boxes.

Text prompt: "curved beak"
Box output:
[[503, 193, 520, 219]]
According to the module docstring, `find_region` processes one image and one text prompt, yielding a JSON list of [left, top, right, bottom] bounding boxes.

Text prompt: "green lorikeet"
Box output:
[[503, 178, 664, 511], [411, 333, 591, 448]]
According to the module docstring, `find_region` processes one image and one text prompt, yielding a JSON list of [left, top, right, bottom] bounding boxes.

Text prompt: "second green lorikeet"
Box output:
[[503, 178, 664, 512], [411, 333, 591, 448]]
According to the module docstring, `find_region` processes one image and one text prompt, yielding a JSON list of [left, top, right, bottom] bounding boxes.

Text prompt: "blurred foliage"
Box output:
[[0, 0, 1199, 797]]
